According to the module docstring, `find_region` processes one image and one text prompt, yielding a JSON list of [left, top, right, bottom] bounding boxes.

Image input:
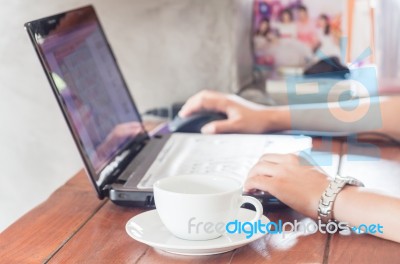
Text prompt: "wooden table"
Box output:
[[1, 137, 400, 263]]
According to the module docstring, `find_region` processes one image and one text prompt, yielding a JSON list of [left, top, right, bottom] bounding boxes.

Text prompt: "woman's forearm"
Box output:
[[265, 95, 400, 139], [333, 186, 400, 243]]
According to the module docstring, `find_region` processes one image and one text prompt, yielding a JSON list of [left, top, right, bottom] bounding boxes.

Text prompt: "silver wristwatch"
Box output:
[[318, 176, 364, 222]]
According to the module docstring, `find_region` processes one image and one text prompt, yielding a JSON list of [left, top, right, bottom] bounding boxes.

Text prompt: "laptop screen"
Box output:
[[29, 7, 146, 179]]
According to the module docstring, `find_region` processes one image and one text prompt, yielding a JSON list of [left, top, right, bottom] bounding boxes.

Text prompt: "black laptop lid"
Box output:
[[25, 6, 148, 197]]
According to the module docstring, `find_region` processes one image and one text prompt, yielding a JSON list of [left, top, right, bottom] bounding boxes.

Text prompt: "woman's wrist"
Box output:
[[332, 185, 361, 223], [259, 106, 291, 132]]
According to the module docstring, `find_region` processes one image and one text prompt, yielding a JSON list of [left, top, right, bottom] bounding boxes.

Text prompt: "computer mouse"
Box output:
[[169, 111, 228, 133]]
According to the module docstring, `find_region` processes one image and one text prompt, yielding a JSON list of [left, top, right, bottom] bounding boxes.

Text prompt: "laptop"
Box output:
[[25, 5, 311, 208]]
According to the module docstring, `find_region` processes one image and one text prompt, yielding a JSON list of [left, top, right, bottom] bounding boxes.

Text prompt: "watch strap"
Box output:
[[318, 176, 364, 222]]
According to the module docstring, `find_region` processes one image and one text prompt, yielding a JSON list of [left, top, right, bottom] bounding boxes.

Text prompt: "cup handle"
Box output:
[[240, 196, 264, 223]]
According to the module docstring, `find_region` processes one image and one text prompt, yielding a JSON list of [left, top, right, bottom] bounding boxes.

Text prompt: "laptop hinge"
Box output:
[[102, 184, 112, 196]]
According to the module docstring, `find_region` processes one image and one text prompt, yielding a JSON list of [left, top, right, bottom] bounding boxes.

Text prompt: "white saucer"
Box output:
[[125, 208, 270, 255]]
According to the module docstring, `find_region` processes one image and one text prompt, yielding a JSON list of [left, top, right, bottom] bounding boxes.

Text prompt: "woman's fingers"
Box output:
[[258, 153, 299, 164], [244, 174, 274, 192], [245, 154, 297, 192], [179, 90, 228, 117], [247, 160, 284, 179]]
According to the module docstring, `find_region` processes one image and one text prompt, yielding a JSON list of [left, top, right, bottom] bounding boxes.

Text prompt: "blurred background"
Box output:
[[1, 0, 399, 231]]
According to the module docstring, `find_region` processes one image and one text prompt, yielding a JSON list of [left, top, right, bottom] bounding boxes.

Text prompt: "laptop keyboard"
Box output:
[[137, 133, 312, 189]]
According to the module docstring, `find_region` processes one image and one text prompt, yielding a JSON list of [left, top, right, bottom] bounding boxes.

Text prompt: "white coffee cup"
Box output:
[[153, 174, 263, 241]]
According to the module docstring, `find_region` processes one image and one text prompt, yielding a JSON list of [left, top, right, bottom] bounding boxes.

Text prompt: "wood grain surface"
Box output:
[[1, 138, 399, 263]]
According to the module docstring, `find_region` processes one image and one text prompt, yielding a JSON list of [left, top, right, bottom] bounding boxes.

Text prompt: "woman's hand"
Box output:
[[179, 90, 289, 134], [244, 153, 400, 243], [244, 153, 330, 218]]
